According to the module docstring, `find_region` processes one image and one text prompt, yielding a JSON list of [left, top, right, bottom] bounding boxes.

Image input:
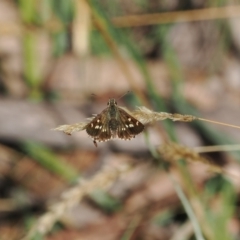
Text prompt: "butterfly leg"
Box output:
[[93, 139, 98, 147]]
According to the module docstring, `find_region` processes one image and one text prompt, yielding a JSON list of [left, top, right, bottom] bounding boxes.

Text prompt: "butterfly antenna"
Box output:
[[91, 93, 97, 98], [89, 93, 98, 101], [117, 91, 131, 100]]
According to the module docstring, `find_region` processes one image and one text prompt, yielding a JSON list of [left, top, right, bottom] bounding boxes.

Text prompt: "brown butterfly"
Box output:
[[85, 98, 144, 147]]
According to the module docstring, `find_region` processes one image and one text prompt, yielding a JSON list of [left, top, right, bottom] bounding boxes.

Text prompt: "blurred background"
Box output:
[[1, 0, 240, 239]]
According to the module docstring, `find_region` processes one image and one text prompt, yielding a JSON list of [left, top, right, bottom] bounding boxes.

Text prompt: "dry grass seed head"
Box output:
[[158, 142, 223, 174], [53, 106, 197, 136], [22, 163, 131, 240]]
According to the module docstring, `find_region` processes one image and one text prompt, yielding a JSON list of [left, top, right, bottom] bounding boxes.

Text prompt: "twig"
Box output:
[[112, 5, 240, 28]]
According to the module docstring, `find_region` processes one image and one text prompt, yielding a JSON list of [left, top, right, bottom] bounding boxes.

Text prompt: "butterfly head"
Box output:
[[107, 98, 117, 107], [107, 98, 118, 118]]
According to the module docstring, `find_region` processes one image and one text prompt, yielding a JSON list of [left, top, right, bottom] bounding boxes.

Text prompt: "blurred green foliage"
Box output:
[[52, 0, 75, 24], [21, 141, 79, 182], [90, 189, 122, 213]]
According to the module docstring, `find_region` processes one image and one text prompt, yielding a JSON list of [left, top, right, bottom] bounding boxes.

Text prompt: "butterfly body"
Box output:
[[86, 98, 144, 147]]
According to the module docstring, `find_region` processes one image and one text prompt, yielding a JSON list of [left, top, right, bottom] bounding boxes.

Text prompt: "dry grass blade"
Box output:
[[72, 0, 91, 56], [112, 5, 240, 28], [132, 106, 196, 124], [53, 106, 240, 140], [194, 144, 240, 153], [21, 162, 131, 240], [197, 117, 240, 130], [52, 122, 88, 135], [53, 107, 196, 136], [133, 107, 240, 130], [2, 6, 240, 36], [158, 142, 223, 174]]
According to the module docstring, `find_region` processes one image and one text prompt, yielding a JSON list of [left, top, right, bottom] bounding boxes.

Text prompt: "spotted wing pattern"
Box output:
[[85, 109, 111, 146], [85, 104, 144, 147], [117, 107, 144, 139]]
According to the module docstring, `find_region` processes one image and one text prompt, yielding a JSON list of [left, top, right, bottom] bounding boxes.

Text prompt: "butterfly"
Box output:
[[85, 98, 144, 147]]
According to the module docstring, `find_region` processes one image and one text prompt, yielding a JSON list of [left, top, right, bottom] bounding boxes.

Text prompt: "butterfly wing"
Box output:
[[117, 107, 144, 140], [86, 109, 112, 145], [86, 105, 144, 146]]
